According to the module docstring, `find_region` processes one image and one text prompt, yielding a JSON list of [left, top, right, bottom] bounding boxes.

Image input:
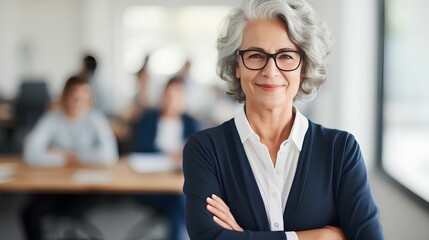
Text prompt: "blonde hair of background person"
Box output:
[[182, 0, 384, 239], [24, 75, 118, 167]]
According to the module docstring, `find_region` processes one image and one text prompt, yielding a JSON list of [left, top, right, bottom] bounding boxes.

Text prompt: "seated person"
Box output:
[[111, 56, 151, 154], [134, 76, 199, 159], [133, 76, 199, 240], [23, 75, 118, 167], [22, 75, 118, 240]]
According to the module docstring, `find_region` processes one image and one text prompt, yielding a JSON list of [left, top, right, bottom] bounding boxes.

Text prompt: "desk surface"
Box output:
[[0, 156, 184, 193]]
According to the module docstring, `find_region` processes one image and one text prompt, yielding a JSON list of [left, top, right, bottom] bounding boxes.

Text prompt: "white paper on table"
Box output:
[[73, 170, 112, 184], [127, 153, 177, 173], [0, 163, 15, 184]]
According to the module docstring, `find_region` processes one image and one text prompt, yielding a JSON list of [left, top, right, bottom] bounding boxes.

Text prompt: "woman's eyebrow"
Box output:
[[277, 47, 299, 52]]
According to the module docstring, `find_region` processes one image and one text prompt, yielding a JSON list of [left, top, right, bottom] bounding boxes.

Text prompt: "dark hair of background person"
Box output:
[[136, 55, 150, 77], [83, 55, 97, 75]]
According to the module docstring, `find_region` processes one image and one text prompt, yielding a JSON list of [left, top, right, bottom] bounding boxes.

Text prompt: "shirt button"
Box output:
[[274, 222, 279, 228], [276, 170, 281, 175], [271, 192, 278, 197]]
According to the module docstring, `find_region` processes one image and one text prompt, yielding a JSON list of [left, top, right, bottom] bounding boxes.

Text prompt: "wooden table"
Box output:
[[0, 156, 184, 194]]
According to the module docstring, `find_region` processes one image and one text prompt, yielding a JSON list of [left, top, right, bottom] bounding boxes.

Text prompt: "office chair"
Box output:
[[12, 80, 51, 153]]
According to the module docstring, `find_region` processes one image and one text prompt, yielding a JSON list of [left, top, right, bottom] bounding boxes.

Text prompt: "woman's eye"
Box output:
[[248, 53, 263, 59], [278, 54, 293, 60]]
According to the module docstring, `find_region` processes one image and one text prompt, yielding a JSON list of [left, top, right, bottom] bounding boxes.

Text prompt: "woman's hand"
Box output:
[[297, 226, 345, 240], [206, 194, 244, 232], [64, 152, 80, 167], [48, 148, 80, 167]]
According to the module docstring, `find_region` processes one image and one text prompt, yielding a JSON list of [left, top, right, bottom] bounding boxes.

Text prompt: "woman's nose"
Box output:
[[261, 58, 280, 78]]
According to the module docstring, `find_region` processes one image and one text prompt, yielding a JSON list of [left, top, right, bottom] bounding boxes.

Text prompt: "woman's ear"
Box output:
[[300, 67, 305, 82], [235, 62, 241, 79]]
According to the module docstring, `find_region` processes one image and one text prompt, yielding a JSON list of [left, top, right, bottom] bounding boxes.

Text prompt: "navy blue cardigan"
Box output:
[[183, 119, 383, 240]]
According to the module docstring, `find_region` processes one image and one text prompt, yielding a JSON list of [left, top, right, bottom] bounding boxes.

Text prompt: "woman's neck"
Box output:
[[61, 108, 87, 121], [245, 103, 295, 165], [246, 104, 294, 138], [161, 110, 181, 119]]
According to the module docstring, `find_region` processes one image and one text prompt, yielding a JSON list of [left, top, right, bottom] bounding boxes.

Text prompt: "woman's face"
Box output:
[[163, 82, 185, 116], [236, 19, 302, 111], [137, 70, 149, 90], [64, 84, 92, 118]]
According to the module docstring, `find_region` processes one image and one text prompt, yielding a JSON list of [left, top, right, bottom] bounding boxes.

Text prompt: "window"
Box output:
[[121, 5, 232, 105], [381, 0, 429, 203]]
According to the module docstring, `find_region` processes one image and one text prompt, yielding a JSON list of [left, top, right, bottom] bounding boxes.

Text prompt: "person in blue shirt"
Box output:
[[134, 76, 199, 240], [182, 0, 384, 239]]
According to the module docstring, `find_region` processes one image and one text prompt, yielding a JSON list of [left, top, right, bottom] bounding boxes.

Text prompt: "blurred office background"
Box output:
[[0, 0, 428, 239]]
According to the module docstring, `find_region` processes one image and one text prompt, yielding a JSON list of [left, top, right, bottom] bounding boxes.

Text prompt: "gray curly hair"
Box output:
[[217, 0, 332, 102]]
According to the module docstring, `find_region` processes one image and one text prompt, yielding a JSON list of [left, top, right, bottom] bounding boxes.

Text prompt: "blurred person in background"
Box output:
[[134, 76, 199, 159], [22, 75, 118, 240], [177, 60, 240, 129], [177, 60, 219, 127], [78, 54, 114, 117], [133, 76, 199, 240], [23, 75, 118, 167], [112, 55, 151, 154], [183, 0, 383, 239], [127, 55, 151, 122]]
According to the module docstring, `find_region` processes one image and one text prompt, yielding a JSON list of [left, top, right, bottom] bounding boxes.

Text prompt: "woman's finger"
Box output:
[[206, 203, 229, 220], [206, 196, 243, 232], [207, 205, 234, 229], [206, 197, 229, 214], [213, 216, 233, 230], [211, 194, 230, 210]]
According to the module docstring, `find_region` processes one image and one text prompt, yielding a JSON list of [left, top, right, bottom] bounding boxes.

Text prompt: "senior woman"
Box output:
[[182, 0, 383, 239]]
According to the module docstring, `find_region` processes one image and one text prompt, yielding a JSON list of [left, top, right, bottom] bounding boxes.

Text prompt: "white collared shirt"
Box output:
[[234, 106, 309, 240], [155, 117, 183, 154]]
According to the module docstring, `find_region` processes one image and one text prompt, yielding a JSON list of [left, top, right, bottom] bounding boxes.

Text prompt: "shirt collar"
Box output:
[[234, 105, 309, 151], [289, 107, 308, 151]]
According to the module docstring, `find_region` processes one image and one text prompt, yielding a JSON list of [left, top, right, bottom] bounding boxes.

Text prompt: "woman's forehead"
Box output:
[[69, 84, 91, 95], [241, 19, 298, 51]]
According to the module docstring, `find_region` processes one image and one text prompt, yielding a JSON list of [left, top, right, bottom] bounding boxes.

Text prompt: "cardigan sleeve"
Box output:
[[336, 133, 384, 240], [183, 135, 286, 240]]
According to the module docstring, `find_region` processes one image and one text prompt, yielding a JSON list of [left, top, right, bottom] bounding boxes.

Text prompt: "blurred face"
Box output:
[[64, 84, 92, 118], [137, 70, 149, 90], [236, 19, 302, 111], [163, 82, 184, 116]]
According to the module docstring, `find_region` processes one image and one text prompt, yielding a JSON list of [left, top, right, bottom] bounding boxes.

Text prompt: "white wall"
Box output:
[[337, 0, 378, 168], [0, 0, 19, 98], [0, 0, 83, 99]]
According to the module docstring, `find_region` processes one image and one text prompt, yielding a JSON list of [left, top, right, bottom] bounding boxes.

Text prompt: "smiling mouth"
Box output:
[[255, 83, 285, 91]]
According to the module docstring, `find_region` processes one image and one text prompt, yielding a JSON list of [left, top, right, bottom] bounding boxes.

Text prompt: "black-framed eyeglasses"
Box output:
[[237, 49, 305, 72]]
